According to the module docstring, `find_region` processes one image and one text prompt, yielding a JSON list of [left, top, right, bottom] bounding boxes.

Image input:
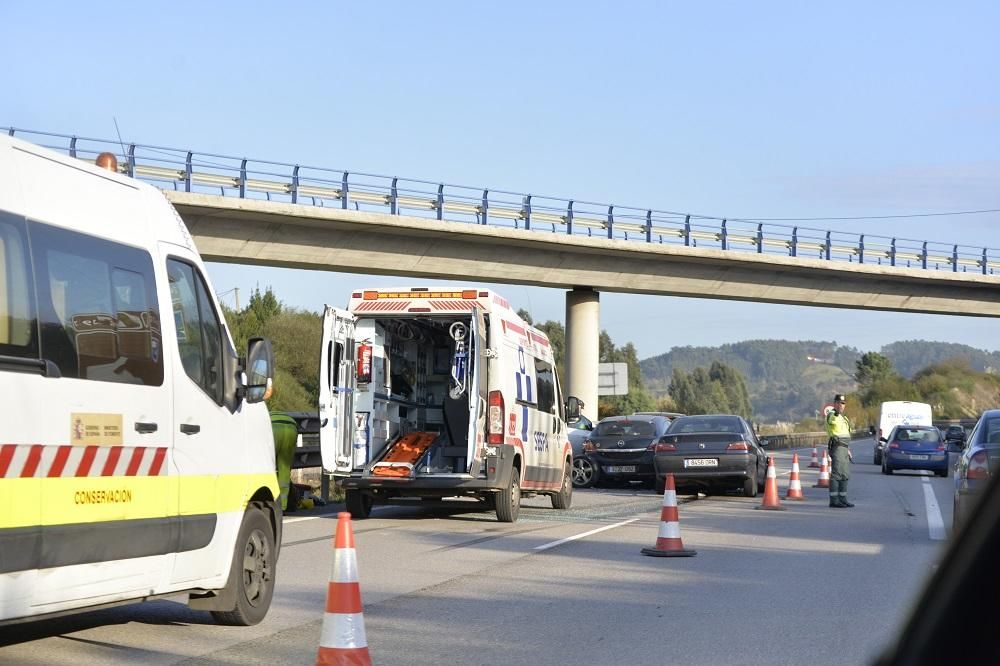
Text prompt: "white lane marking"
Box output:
[[921, 476, 947, 541], [285, 511, 340, 524], [533, 518, 639, 551]]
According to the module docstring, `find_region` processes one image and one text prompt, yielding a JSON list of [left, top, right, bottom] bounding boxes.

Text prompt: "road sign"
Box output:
[[598, 363, 628, 396]]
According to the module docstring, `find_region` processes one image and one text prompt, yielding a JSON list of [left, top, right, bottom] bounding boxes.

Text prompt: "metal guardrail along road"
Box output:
[[6, 127, 998, 275]]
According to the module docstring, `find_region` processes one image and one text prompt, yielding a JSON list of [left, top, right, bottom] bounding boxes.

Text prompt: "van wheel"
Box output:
[[345, 490, 373, 519], [211, 505, 276, 626], [551, 463, 573, 510], [496, 468, 521, 522]]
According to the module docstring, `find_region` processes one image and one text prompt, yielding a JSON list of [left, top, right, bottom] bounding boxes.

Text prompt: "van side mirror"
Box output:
[[242, 337, 274, 404], [565, 396, 581, 421]]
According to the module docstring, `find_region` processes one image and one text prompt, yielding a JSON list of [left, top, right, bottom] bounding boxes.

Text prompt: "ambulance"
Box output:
[[0, 135, 280, 626], [319, 288, 576, 522]]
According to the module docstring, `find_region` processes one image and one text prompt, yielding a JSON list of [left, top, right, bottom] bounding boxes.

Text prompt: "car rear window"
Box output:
[[981, 419, 1000, 446], [593, 420, 655, 437], [894, 428, 939, 442], [668, 416, 741, 434]]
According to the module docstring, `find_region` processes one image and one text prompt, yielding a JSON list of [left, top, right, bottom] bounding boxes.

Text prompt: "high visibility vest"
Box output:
[[827, 411, 851, 438]]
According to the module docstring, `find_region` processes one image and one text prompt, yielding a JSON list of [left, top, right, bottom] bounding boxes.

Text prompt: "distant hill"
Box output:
[[639, 339, 1000, 422], [881, 341, 1000, 378]]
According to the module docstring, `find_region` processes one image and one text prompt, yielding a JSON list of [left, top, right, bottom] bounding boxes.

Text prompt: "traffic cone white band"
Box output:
[[661, 490, 677, 505], [334, 549, 359, 583], [319, 613, 369, 649], [789, 479, 802, 490], [657, 521, 681, 540]]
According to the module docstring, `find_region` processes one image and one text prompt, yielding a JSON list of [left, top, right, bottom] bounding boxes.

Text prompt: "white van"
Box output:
[[319, 287, 576, 522], [873, 401, 933, 464], [0, 135, 280, 626]]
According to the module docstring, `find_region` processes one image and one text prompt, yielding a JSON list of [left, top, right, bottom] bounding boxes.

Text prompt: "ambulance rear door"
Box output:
[[466, 308, 488, 472], [319, 306, 357, 476]]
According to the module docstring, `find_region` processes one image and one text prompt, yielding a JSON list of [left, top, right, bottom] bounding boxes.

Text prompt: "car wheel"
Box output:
[[571, 456, 597, 488], [551, 462, 573, 510], [757, 459, 766, 492], [211, 504, 276, 626], [881, 459, 893, 475], [936, 467, 948, 478], [873, 452, 880, 465], [743, 469, 758, 497], [496, 467, 521, 523], [345, 490, 373, 519]]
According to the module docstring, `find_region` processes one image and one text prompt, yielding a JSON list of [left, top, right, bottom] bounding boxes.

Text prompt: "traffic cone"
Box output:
[[813, 450, 830, 488], [316, 512, 372, 666], [808, 447, 820, 468], [756, 456, 787, 510], [641, 473, 696, 557], [785, 453, 806, 500]]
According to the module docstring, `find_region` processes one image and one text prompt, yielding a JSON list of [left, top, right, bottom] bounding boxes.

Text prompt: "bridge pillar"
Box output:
[[565, 288, 600, 422]]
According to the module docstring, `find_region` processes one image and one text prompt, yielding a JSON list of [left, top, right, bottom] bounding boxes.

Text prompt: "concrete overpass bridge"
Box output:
[[10, 128, 1000, 419]]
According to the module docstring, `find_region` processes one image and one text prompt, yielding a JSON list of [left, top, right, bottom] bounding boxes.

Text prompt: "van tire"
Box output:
[[346, 490, 373, 519], [496, 468, 521, 522], [211, 505, 276, 626], [551, 462, 573, 510]]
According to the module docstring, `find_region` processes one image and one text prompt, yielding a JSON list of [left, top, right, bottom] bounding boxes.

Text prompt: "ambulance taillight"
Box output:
[[488, 390, 504, 445], [357, 343, 372, 383]]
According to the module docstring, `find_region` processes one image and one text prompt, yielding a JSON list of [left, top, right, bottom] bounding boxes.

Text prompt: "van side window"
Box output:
[[535, 358, 556, 415], [167, 259, 224, 404], [27, 220, 163, 385], [0, 212, 36, 357]]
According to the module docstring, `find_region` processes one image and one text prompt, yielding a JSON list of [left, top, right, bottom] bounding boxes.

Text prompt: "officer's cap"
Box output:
[[833, 394, 846, 403]]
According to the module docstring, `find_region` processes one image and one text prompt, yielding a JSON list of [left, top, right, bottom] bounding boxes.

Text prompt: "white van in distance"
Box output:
[[0, 135, 280, 626], [873, 400, 933, 465], [319, 287, 577, 522]]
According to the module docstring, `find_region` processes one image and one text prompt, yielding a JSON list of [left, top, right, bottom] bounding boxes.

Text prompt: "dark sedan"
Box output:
[[880, 425, 948, 477], [953, 409, 1000, 529], [652, 414, 768, 496], [580, 414, 675, 488]]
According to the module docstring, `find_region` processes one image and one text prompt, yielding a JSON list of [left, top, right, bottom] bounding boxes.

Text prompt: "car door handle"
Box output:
[[180, 424, 201, 435], [135, 422, 158, 434]]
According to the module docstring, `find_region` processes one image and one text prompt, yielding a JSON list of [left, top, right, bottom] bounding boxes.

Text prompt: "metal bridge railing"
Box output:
[[6, 127, 998, 275]]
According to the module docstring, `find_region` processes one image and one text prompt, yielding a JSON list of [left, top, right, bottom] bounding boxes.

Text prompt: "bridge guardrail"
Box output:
[[5, 127, 998, 276], [762, 429, 872, 451]]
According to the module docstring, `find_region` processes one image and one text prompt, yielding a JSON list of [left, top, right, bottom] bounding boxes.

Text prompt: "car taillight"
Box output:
[[583, 440, 596, 452], [936, 442, 946, 452], [654, 443, 677, 453], [889, 441, 900, 450], [487, 390, 504, 445], [726, 441, 749, 451], [967, 451, 990, 480]]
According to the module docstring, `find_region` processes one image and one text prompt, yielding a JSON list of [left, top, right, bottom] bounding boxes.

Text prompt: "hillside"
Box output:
[[640, 339, 1000, 422]]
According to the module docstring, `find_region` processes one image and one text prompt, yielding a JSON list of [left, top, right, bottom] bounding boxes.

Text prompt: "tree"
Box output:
[[855, 352, 894, 388], [668, 362, 753, 418]]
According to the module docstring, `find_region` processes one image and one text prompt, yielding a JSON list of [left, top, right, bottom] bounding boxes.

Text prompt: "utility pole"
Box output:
[[234, 287, 241, 311]]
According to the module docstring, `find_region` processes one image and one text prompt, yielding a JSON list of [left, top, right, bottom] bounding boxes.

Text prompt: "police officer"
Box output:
[[826, 394, 854, 508]]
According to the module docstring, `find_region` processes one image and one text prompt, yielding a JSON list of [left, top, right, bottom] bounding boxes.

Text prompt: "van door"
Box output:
[[162, 248, 241, 585], [465, 310, 488, 473], [319, 306, 357, 475]]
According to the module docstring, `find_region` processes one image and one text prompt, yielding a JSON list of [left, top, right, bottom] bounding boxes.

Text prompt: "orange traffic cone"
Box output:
[[756, 456, 787, 510], [813, 450, 830, 488], [641, 473, 696, 557], [808, 447, 820, 468], [317, 512, 372, 666], [785, 453, 806, 500]]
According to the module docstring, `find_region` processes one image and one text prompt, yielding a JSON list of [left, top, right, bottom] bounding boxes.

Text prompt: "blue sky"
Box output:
[[6, 1, 1000, 358]]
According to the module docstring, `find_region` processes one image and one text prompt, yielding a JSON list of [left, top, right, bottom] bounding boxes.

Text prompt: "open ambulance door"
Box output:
[[319, 306, 356, 476], [467, 309, 488, 473]]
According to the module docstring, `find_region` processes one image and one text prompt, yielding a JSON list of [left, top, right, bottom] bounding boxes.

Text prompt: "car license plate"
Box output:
[[604, 465, 636, 473], [684, 458, 718, 467], [910, 454, 929, 461]]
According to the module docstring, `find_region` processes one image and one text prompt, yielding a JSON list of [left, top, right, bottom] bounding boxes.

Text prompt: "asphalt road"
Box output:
[[0, 438, 958, 665]]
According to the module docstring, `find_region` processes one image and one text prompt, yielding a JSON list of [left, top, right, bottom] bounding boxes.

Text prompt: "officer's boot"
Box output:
[[840, 479, 854, 507], [829, 479, 844, 507]]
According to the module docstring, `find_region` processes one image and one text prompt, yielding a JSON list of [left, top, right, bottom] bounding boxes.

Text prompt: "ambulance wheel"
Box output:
[[211, 505, 276, 626], [346, 490, 373, 519], [551, 462, 573, 510], [496, 468, 521, 522]]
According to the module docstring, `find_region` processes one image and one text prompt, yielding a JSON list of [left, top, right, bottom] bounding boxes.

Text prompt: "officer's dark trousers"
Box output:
[[829, 440, 851, 506]]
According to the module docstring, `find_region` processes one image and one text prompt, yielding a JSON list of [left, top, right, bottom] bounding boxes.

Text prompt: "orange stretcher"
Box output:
[[371, 431, 439, 478]]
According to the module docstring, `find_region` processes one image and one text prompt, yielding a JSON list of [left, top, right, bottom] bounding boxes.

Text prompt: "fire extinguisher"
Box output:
[[357, 342, 372, 383]]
